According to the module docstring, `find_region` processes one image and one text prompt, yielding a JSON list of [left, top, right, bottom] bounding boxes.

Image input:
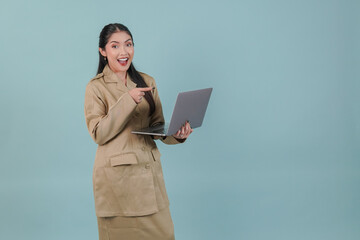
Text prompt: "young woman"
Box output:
[[84, 23, 192, 240]]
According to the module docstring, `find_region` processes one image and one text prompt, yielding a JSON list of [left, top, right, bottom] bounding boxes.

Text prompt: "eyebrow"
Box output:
[[110, 39, 132, 44]]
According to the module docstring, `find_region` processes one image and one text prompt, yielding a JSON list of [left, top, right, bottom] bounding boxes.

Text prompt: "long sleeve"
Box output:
[[84, 83, 137, 145]]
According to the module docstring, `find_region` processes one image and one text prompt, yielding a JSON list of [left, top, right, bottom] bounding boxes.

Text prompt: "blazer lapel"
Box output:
[[126, 74, 137, 91], [103, 65, 137, 92]]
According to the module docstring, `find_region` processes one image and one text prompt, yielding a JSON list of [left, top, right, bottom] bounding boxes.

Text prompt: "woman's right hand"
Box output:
[[129, 87, 153, 104]]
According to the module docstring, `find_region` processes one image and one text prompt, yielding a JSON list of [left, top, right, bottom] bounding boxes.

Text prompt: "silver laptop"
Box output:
[[132, 87, 213, 136]]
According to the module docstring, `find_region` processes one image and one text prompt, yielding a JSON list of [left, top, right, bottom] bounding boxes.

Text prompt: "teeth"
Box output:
[[118, 58, 128, 61]]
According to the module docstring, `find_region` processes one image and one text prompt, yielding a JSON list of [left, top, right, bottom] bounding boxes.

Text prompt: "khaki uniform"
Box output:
[[84, 65, 182, 239]]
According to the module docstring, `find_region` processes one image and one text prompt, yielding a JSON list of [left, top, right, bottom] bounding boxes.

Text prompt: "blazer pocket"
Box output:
[[105, 152, 158, 216], [151, 148, 161, 161], [110, 153, 138, 166]]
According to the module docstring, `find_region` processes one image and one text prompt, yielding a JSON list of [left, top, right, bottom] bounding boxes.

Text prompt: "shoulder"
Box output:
[[85, 73, 105, 95], [87, 72, 105, 87], [139, 72, 156, 86], [89, 72, 104, 84]]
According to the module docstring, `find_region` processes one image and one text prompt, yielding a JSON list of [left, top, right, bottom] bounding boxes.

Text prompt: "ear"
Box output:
[[99, 47, 107, 57]]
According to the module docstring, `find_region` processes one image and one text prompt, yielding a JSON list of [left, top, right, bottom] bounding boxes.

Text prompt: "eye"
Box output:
[[112, 45, 119, 49], [126, 42, 133, 47]]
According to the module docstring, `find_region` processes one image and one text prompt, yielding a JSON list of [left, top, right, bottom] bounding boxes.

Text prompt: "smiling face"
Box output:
[[99, 31, 134, 78]]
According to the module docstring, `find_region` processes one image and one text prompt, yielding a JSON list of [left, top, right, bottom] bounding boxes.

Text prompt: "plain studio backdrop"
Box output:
[[0, 0, 359, 239]]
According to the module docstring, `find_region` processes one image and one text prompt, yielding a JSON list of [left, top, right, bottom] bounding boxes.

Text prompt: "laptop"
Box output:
[[132, 87, 213, 136]]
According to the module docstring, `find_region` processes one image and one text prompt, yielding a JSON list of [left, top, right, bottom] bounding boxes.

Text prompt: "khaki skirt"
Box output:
[[97, 207, 175, 240]]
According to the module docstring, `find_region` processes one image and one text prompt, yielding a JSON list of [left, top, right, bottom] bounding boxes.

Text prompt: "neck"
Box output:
[[116, 71, 127, 86]]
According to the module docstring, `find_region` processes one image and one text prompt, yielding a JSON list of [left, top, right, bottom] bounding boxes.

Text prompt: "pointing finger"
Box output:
[[137, 87, 154, 92]]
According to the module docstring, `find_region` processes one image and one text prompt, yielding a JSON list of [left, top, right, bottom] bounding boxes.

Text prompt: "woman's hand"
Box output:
[[129, 87, 153, 104], [173, 121, 193, 140]]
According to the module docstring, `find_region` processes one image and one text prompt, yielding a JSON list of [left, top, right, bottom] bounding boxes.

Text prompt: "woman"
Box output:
[[84, 23, 192, 240]]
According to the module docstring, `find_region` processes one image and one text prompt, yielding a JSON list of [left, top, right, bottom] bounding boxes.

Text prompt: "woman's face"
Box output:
[[100, 31, 134, 76]]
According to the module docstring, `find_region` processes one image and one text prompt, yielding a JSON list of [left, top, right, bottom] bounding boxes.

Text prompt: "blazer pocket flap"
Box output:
[[151, 148, 161, 161], [110, 153, 138, 167]]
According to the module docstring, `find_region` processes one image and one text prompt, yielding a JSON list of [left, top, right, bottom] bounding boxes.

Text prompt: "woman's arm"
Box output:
[[84, 83, 137, 145]]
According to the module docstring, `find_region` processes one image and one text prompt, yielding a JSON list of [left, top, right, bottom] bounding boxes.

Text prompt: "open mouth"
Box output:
[[117, 58, 129, 66]]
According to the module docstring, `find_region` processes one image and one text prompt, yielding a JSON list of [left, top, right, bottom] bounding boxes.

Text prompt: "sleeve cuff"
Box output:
[[161, 135, 186, 145]]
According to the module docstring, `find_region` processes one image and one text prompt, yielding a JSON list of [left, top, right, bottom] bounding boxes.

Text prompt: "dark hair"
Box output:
[[97, 23, 155, 115]]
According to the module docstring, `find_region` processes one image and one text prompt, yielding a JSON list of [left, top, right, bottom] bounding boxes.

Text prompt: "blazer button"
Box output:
[[145, 163, 151, 169], [141, 147, 146, 151]]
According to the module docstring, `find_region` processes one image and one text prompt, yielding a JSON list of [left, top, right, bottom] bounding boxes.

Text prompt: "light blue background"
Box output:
[[0, 0, 359, 239]]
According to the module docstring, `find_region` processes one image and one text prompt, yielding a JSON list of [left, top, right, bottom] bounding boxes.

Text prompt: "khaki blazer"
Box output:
[[84, 65, 183, 217]]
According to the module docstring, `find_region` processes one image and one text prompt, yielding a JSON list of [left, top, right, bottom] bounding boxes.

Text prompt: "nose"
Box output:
[[119, 44, 127, 54]]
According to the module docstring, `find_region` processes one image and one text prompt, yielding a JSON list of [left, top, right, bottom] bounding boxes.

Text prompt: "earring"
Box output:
[[104, 57, 107, 61]]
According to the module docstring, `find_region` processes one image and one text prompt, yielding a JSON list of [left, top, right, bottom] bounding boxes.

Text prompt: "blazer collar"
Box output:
[[103, 64, 137, 91]]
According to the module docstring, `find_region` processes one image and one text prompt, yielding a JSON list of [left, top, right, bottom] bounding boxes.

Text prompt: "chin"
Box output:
[[123, 64, 131, 72], [110, 64, 128, 73]]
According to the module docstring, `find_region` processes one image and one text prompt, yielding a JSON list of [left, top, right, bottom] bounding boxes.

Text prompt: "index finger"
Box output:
[[137, 87, 154, 92]]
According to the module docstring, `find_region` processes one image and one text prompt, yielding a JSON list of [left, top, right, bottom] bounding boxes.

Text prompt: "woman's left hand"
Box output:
[[173, 121, 193, 140]]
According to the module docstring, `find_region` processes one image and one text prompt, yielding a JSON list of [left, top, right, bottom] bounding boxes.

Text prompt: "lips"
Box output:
[[117, 58, 128, 66]]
